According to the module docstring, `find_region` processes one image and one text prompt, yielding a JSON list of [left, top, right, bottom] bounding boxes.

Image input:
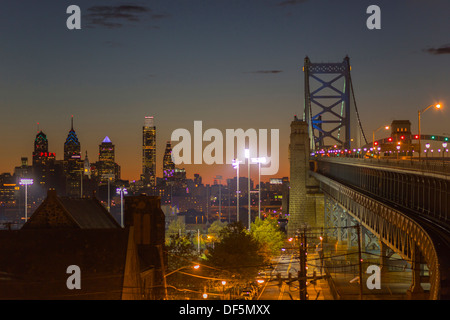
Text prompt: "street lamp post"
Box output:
[[102, 174, 115, 212], [19, 178, 33, 222], [214, 175, 223, 220], [418, 103, 441, 160], [245, 149, 251, 230], [425, 143, 431, 162], [372, 125, 390, 157], [251, 157, 266, 220], [443, 143, 448, 165], [116, 186, 128, 227], [232, 159, 242, 222]]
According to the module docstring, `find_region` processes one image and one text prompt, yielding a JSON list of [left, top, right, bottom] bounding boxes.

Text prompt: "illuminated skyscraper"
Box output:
[[142, 116, 156, 189], [83, 151, 91, 179], [64, 116, 81, 162], [32, 130, 56, 189], [64, 116, 82, 197], [163, 141, 175, 182], [98, 136, 119, 182], [33, 131, 48, 159]]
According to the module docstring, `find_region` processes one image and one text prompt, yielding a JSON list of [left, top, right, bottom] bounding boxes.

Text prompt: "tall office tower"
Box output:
[[142, 116, 156, 189], [83, 151, 91, 179], [33, 131, 48, 159], [64, 117, 82, 197], [32, 130, 56, 189], [98, 136, 119, 182], [163, 141, 175, 182], [14, 157, 32, 181]]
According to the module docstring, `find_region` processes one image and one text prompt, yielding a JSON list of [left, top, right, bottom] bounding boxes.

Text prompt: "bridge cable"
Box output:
[[349, 70, 369, 145]]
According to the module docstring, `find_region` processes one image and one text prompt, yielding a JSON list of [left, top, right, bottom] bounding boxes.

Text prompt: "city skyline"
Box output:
[[1, 0, 449, 304], [1, 0, 449, 184]]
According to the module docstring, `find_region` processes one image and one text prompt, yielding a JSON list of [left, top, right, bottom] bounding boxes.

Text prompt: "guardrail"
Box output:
[[313, 156, 450, 177]]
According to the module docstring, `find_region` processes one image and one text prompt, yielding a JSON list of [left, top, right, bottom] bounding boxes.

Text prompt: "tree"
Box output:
[[165, 233, 203, 299], [166, 217, 186, 240], [250, 217, 285, 259], [166, 233, 196, 271], [205, 221, 267, 281], [206, 220, 228, 247]]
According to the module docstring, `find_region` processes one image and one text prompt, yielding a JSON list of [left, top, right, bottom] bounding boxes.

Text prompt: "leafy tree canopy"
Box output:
[[205, 221, 267, 281]]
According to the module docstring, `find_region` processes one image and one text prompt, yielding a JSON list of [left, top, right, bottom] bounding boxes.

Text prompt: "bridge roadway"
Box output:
[[311, 157, 450, 300]]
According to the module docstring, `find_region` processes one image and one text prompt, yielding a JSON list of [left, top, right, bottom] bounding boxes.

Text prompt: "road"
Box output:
[[257, 250, 331, 300], [257, 253, 298, 300]]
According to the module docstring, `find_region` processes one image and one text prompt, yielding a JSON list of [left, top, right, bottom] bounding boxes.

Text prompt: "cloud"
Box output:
[[151, 13, 171, 20], [424, 44, 450, 55], [277, 0, 308, 6], [85, 4, 168, 28], [244, 70, 283, 74]]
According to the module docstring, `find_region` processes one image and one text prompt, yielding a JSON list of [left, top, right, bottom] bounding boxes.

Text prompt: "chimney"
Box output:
[[124, 195, 165, 246]]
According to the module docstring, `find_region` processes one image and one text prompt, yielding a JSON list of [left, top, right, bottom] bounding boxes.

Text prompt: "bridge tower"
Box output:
[[288, 118, 324, 237], [303, 56, 367, 151]]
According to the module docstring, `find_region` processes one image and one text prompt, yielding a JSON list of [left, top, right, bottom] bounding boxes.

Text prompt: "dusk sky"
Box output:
[[1, 0, 449, 184]]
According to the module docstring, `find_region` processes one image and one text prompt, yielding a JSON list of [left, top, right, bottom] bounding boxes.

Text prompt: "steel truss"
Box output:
[[324, 196, 379, 250], [313, 171, 441, 300], [304, 56, 351, 151]]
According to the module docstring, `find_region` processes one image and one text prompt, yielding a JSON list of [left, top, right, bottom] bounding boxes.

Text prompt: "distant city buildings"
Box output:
[[63, 117, 82, 197], [141, 116, 156, 190], [0, 115, 287, 230], [163, 141, 175, 182], [96, 136, 120, 183]]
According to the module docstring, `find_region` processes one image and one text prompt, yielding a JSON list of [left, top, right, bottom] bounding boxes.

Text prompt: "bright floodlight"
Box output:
[[436, 104, 441, 109], [251, 157, 266, 164], [20, 179, 33, 185], [20, 178, 33, 223], [116, 187, 128, 195], [232, 158, 241, 168]]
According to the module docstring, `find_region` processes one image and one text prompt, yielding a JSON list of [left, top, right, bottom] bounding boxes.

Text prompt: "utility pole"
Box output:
[[357, 224, 363, 300], [298, 228, 308, 300]]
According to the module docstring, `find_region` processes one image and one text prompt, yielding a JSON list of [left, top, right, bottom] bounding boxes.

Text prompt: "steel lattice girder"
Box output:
[[304, 56, 351, 150], [312, 171, 441, 300]]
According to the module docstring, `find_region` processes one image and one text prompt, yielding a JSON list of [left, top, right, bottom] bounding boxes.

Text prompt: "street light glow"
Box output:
[[19, 178, 33, 185], [251, 157, 266, 164]]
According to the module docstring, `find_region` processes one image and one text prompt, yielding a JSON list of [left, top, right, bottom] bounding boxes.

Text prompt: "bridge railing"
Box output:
[[313, 156, 450, 178]]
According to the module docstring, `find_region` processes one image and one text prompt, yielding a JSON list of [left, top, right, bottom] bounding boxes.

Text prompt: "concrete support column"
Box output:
[[407, 244, 424, 299], [379, 240, 388, 274]]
